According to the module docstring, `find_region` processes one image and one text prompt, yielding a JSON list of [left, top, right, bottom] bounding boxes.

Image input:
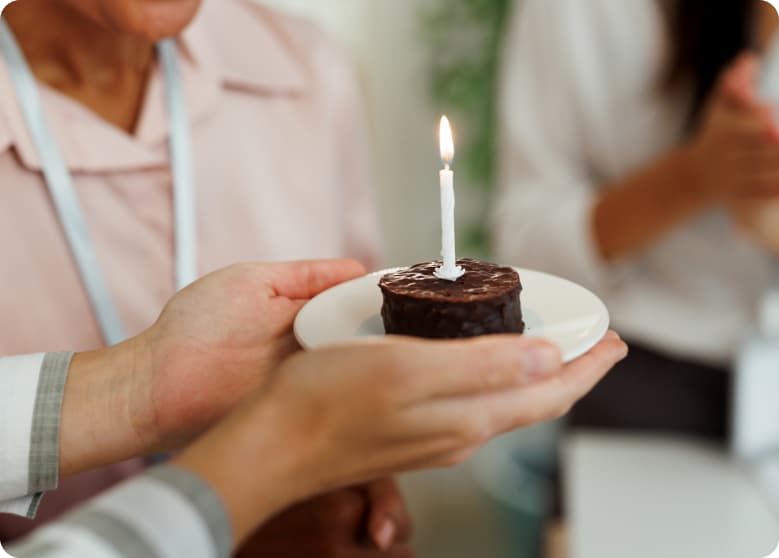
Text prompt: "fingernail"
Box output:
[[373, 518, 396, 551], [520, 344, 560, 379]]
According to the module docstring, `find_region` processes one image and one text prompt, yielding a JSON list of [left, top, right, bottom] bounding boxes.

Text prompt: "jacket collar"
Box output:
[[0, 0, 307, 173]]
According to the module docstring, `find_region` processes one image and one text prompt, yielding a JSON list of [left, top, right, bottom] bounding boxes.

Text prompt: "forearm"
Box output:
[[170, 399, 309, 548], [59, 336, 153, 477], [593, 145, 710, 261], [0, 336, 157, 517]]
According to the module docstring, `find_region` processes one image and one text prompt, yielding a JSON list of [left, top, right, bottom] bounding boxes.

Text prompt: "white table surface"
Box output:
[[565, 432, 779, 558]]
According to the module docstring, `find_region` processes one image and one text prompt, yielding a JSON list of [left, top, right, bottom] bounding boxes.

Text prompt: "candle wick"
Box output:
[[444, 162, 450, 171]]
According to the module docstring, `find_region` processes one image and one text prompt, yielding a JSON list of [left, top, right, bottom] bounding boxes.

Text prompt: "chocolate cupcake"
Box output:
[[379, 258, 524, 339]]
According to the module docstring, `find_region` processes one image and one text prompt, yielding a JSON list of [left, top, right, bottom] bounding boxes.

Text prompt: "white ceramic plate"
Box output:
[[294, 267, 610, 363]]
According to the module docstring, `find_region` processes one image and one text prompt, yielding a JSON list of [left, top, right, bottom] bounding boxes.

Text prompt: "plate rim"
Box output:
[[294, 266, 610, 362]]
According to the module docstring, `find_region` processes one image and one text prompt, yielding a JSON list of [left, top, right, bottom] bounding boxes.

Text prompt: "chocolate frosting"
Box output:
[[379, 259, 524, 339]]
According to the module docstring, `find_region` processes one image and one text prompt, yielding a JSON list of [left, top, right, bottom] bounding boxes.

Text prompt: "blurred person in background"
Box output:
[[496, 0, 779, 447], [0, 0, 403, 556]]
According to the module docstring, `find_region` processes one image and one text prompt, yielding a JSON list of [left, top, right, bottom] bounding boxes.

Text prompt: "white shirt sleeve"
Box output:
[[493, 0, 613, 292], [0, 353, 70, 518], [8, 465, 232, 558]]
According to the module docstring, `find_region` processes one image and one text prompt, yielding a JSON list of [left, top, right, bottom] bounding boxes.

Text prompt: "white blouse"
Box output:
[[494, 0, 777, 365]]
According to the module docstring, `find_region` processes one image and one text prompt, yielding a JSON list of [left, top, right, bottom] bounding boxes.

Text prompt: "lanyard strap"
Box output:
[[0, 21, 197, 345], [158, 39, 198, 290]]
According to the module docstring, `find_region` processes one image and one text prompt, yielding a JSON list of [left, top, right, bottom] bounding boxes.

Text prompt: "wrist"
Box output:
[[171, 397, 318, 546], [59, 339, 151, 477], [123, 329, 164, 452], [679, 141, 719, 208], [592, 144, 712, 261]]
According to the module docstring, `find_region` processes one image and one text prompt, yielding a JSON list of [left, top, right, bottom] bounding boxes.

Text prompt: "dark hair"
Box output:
[[666, 0, 759, 124]]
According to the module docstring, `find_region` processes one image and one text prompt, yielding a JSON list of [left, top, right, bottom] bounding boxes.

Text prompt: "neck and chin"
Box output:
[[2, 0, 202, 131]]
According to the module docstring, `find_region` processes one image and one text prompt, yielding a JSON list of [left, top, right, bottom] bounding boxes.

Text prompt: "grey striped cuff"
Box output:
[[24, 493, 43, 518], [27, 352, 73, 495], [147, 465, 233, 558], [11, 466, 233, 558]]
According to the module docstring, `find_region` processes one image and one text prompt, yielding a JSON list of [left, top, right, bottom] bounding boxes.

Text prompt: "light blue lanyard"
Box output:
[[0, 20, 197, 346]]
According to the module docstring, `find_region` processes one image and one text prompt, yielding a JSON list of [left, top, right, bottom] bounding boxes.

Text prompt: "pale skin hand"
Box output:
[[174, 332, 628, 548], [58, 260, 366, 477], [55, 261, 625, 554], [59, 259, 414, 552]]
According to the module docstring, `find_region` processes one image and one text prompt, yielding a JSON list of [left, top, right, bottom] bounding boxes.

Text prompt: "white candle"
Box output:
[[435, 116, 464, 281]]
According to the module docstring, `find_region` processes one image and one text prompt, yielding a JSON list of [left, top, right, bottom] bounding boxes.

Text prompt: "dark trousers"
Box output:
[[569, 341, 730, 441], [551, 342, 730, 519]]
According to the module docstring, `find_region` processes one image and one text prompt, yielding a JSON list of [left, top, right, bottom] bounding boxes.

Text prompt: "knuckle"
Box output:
[[466, 345, 508, 383], [381, 493, 405, 517], [315, 490, 363, 526], [477, 359, 510, 390], [330, 493, 364, 524]]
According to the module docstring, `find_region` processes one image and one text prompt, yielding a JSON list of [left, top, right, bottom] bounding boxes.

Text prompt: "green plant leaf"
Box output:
[[422, 0, 512, 254]]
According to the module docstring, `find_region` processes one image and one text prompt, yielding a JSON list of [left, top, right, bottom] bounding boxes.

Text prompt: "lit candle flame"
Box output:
[[439, 116, 455, 167]]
